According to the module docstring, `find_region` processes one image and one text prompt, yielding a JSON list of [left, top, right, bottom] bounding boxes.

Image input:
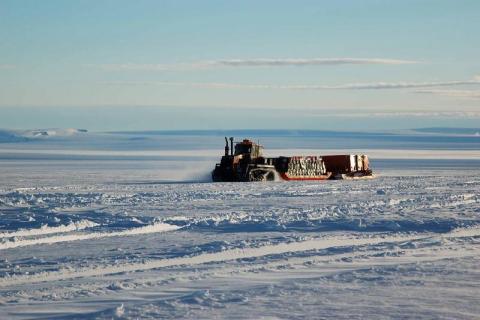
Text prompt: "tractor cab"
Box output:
[[234, 139, 263, 158], [212, 137, 266, 182]]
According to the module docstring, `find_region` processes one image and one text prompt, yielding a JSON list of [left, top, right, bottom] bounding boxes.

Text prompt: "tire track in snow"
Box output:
[[0, 222, 180, 250], [1, 226, 478, 287]]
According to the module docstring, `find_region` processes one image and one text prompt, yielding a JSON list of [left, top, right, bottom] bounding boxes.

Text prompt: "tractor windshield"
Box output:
[[234, 143, 251, 155]]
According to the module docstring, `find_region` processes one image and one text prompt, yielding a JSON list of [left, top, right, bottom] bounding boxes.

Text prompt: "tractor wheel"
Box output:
[[248, 169, 277, 182]]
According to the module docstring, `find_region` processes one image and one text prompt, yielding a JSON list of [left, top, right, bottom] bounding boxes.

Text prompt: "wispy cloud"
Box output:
[[90, 58, 418, 71], [415, 89, 480, 99], [206, 58, 418, 67], [89, 63, 203, 71], [335, 111, 480, 118], [104, 77, 480, 90], [323, 79, 480, 90]]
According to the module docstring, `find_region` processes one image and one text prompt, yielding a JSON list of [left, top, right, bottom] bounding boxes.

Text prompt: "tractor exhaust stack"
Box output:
[[224, 137, 229, 156]]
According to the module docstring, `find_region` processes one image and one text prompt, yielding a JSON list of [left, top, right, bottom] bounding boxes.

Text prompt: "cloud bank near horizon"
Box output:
[[105, 77, 480, 91], [415, 89, 480, 99], [91, 58, 419, 71]]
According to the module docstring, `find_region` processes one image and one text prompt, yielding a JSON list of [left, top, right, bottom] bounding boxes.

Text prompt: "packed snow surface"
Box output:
[[0, 131, 479, 319]]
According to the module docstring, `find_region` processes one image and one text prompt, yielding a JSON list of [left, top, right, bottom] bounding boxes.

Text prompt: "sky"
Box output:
[[0, 0, 479, 131]]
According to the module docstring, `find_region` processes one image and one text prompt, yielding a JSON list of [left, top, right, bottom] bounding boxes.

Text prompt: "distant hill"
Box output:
[[107, 129, 396, 138], [0, 128, 88, 142], [414, 128, 480, 136], [0, 130, 28, 143]]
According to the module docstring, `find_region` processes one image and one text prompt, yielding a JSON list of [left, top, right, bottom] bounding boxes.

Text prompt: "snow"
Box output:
[[0, 131, 479, 319], [0, 222, 179, 250], [0, 220, 99, 238]]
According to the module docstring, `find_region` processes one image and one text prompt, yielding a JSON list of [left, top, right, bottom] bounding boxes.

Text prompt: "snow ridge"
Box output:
[[0, 222, 180, 250], [0, 220, 98, 238], [1, 226, 478, 287]]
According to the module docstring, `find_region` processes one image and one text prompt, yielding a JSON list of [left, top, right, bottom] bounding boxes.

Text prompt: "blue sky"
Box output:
[[0, 0, 479, 130]]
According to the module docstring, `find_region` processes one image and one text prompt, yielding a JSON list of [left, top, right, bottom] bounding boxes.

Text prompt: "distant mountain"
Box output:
[[0, 130, 28, 143], [414, 128, 480, 136], [0, 128, 88, 142], [21, 128, 88, 138], [107, 129, 396, 138]]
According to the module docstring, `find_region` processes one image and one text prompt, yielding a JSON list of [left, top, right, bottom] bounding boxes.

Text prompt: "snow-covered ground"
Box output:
[[0, 130, 479, 319]]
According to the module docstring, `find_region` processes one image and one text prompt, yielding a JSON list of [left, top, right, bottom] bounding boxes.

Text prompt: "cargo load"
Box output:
[[212, 137, 373, 182]]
